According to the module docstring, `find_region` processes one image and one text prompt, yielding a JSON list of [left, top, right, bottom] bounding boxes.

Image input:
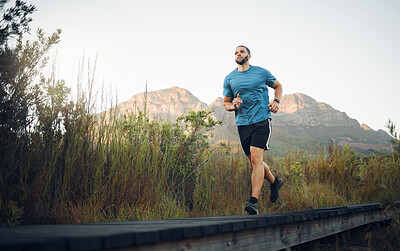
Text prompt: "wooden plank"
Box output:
[[108, 209, 390, 251], [0, 203, 391, 251]]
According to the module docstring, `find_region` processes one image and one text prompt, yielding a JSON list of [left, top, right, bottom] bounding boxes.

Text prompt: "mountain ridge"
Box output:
[[111, 86, 391, 155]]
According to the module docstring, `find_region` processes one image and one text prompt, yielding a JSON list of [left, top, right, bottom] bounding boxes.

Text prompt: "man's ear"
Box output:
[[248, 54, 252, 60]]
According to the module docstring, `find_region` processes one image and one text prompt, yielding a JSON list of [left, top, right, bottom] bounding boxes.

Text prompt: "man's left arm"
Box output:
[[268, 79, 283, 114]]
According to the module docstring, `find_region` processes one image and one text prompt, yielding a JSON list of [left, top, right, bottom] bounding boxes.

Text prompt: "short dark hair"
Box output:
[[236, 45, 251, 55]]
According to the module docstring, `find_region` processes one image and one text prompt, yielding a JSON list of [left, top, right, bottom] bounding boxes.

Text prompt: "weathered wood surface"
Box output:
[[0, 203, 391, 251]]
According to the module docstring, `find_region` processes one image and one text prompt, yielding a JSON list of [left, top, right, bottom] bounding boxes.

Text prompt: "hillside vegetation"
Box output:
[[2, 92, 400, 224], [119, 87, 392, 156]]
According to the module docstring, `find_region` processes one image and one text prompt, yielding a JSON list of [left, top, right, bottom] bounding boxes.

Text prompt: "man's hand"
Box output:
[[223, 94, 242, 111], [269, 79, 282, 114], [232, 93, 243, 109], [268, 100, 279, 114]]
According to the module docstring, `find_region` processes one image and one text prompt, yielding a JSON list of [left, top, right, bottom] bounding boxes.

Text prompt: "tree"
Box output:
[[386, 119, 400, 153], [0, 0, 61, 144], [176, 109, 222, 208], [1, 0, 35, 141], [0, 1, 61, 225], [0, 0, 36, 47]]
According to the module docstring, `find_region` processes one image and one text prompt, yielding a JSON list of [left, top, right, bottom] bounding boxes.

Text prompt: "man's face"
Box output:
[[235, 47, 250, 65]]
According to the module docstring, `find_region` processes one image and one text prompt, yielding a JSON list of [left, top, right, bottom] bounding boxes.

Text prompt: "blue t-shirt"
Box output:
[[223, 65, 276, 126]]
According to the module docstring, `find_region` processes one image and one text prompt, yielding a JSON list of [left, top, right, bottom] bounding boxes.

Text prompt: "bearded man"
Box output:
[[223, 45, 284, 215]]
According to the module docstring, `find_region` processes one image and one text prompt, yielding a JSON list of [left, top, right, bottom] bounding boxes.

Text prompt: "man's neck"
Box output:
[[237, 63, 250, 72]]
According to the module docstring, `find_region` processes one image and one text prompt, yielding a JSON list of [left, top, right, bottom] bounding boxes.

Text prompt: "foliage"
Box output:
[[175, 109, 222, 208], [0, 0, 36, 46], [1, 0, 61, 141], [386, 119, 400, 154], [0, 0, 62, 225]]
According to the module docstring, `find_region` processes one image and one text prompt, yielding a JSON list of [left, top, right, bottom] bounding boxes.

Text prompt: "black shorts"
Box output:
[[237, 119, 272, 156]]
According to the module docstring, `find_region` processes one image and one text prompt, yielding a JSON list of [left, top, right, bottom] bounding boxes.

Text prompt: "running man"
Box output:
[[223, 45, 284, 215]]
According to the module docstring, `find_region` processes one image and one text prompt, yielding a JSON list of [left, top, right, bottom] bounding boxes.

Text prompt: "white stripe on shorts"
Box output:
[[265, 119, 272, 150]]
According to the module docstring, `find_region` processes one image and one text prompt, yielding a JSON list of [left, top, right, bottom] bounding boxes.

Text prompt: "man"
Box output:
[[223, 45, 283, 215]]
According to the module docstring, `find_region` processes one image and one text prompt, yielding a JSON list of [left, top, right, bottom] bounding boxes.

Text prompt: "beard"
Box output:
[[235, 55, 249, 65]]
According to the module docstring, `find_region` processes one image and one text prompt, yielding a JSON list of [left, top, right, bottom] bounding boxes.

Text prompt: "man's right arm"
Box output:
[[224, 94, 242, 111], [224, 96, 235, 111]]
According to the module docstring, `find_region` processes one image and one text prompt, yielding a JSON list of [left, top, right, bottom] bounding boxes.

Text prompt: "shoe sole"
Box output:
[[245, 205, 258, 215]]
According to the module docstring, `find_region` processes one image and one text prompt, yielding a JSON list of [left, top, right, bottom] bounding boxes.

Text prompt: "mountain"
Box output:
[[273, 93, 360, 128], [111, 86, 392, 155], [115, 86, 209, 121]]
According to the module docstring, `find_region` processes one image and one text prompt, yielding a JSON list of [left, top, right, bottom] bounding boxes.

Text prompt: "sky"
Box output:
[[19, 0, 400, 131]]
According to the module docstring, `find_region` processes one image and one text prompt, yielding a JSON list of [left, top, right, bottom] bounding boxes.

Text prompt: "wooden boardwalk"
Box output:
[[0, 203, 391, 251]]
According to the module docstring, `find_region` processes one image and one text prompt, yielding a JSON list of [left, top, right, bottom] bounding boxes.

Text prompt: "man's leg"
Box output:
[[249, 146, 265, 199], [248, 152, 283, 204], [248, 155, 276, 185], [263, 162, 275, 184], [244, 146, 264, 215]]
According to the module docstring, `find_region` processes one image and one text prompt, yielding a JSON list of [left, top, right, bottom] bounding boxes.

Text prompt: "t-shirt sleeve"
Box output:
[[223, 76, 234, 98], [264, 69, 276, 87]]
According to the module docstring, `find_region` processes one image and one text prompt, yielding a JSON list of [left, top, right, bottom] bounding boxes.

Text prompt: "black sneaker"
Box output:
[[245, 201, 258, 215], [270, 177, 284, 203]]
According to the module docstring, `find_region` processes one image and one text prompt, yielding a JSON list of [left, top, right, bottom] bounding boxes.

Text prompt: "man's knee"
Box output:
[[249, 147, 263, 167]]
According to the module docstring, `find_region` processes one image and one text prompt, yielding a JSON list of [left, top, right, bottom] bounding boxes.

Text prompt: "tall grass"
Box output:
[[1, 106, 400, 225], [1, 75, 399, 226]]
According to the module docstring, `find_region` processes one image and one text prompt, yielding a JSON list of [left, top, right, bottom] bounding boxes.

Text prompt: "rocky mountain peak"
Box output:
[[119, 86, 208, 121], [210, 97, 224, 107], [274, 93, 359, 128], [279, 93, 333, 114], [361, 124, 372, 131]]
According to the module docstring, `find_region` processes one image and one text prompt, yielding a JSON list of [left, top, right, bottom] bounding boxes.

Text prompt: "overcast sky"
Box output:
[[23, 0, 400, 131]]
